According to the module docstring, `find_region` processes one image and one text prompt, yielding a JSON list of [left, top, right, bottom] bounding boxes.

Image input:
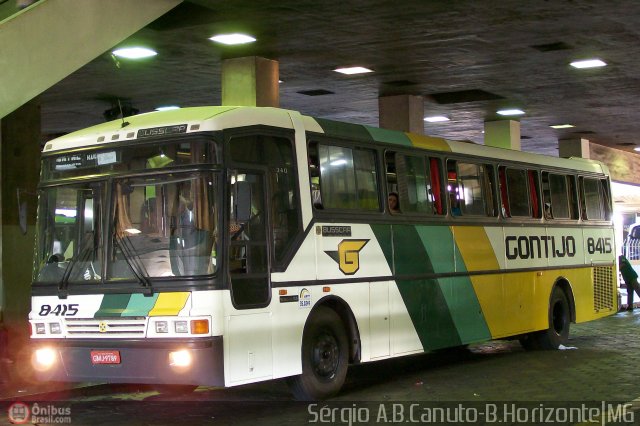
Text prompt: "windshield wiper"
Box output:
[[58, 233, 95, 298], [115, 234, 154, 296]]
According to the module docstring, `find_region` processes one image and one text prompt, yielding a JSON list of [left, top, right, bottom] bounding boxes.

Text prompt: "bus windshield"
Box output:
[[34, 173, 219, 285]]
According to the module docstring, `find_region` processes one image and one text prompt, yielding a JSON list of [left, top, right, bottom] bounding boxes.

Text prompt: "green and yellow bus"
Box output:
[[30, 106, 616, 400]]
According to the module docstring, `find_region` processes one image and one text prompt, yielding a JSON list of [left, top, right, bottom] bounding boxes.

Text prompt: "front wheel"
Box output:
[[520, 286, 571, 350], [288, 306, 349, 400]]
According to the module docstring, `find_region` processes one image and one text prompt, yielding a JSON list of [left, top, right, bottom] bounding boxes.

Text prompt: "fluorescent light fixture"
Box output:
[[497, 109, 525, 116], [330, 159, 347, 166], [112, 47, 157, 59], [155, 106, 180, 111], [125, 228, 142, 234], [209, 33, 256, 45], [333, 66, 373, 75], [424, 116, 450, 123], [550, 124, 575, 129], [570, 59, 606, 69]]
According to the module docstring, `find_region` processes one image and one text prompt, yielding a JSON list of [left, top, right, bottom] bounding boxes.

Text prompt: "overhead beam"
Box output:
[[0, 0, 182, 120], [590, 144, 640, 186]]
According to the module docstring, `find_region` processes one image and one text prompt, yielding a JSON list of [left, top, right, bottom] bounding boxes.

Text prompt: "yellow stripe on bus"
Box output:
[[148, 292, 190, 316], [453, 226, 547, 337], [407, 133, 451, 151]]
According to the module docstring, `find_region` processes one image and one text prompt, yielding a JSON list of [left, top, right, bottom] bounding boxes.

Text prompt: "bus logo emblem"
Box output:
[[98, 321, 108, 333], [325, 239, 369, 275]]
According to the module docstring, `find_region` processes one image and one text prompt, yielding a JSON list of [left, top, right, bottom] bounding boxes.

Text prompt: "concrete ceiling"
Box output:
[[38, 0, 640, 157]]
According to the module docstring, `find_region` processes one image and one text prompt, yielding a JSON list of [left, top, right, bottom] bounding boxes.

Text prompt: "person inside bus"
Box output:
[[388, 192, 401, 214], [619, 255, 640, 311]]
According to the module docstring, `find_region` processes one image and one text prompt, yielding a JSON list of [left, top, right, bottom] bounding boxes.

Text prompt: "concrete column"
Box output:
[[484, 120, 521, 150], [221, 57, 279, 107], [378, 95, 424, 134], [0, 99, 41, 360], [559, 137, 590, 159]]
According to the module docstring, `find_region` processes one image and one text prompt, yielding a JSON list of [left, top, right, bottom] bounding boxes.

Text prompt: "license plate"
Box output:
[[90, 350, 121, 365]]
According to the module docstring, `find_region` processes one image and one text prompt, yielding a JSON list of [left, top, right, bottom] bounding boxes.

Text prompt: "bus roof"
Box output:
[[43, 106, 608, 175]]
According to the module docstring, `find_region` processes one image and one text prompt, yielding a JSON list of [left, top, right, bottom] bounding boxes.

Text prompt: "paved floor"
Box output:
[[1, 310, 640, 424]]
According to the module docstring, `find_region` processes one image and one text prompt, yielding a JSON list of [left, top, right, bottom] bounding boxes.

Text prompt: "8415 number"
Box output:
[[586, 237, 612, 254], [38, 304, 79, 317]]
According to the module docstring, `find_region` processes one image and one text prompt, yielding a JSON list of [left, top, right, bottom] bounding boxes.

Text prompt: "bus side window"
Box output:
[[498, 166, 510, 217], [429, 157, 444, 215], [500, 167, 530, 218], [528, 170, 541, 218], [447, 161, 461, 216], [384, 151, 399, 213], [448, 160, 496, 217], [581, 176, 610, 221], [308, 143, 323, 209]]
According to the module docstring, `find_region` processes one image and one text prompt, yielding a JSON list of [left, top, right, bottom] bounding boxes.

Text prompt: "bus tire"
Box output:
[[288, 306, 349, 401], [520, 287, 570, 350]]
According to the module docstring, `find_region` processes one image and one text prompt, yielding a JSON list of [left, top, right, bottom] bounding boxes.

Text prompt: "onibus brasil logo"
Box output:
[[324, 239, 369, 275]]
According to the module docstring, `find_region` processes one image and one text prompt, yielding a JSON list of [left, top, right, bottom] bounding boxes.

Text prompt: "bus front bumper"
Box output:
[[31, 336, 224, 386]]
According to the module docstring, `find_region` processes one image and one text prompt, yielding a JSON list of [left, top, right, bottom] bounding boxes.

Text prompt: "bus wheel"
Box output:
[[520, 287, 570, 350], [288, 306, 349, 400]]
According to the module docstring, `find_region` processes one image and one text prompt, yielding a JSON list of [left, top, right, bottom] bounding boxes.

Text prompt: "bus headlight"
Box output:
[[35, 323, 46, 335], [169, 350, 192, 368], [32, 347, 57, 371], [49, 322, 62, 334], [155, 321, 169, 333], [174, 321, 189, 333]]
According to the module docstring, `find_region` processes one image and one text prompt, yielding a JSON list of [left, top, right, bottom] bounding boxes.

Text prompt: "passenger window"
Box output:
[[542, 172, 576, 220], [581, 177, 610, 220], [385, 152, 442, 215], [498, 167, 527, 217], [310, 143, 379, 211], [448, 160, 496, 217]]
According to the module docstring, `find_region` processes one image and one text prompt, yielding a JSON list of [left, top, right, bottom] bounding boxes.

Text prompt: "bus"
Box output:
[[30, 106, 617, 400]]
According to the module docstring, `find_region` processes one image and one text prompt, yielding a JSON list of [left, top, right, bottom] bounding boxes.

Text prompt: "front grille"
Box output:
[[65, 317, 146, 337], [593, 266, 615, 312]]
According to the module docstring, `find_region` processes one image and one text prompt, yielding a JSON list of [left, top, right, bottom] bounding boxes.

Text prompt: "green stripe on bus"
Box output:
[[95, 294, 132, 317], [396, 278, 463, 350], [392, 225, 434, 275], [415, 225, 492, 343], [314, 118, 374, 142], [371, 224, 393, 268], [121, 293, 160, 317], [365, 126, 412, 146], [380, 225, 462, 350]]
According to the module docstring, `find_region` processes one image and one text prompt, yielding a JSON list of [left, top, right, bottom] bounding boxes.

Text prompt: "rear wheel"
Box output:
[[519, 286, 570, 350], [288, 306, 349, 400]]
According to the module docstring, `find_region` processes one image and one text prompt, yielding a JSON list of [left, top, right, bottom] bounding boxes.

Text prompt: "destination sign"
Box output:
[[54, 151, 119, 170]]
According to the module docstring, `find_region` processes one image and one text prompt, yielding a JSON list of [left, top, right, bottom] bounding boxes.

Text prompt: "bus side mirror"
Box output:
[[235, 181, 252, 222]]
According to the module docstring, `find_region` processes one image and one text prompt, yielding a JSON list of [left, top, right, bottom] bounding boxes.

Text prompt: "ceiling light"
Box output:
[[634, 147, 640, 152], [550, 124, 574, 129], [570, 59, 607, 69], [333, 67, 373, 75], [497, 109, 525, 116], [209, 33, 256, 45], [155, 106, 180, 111], [424, 116, 450, 123], [112, 47, 157, 59]]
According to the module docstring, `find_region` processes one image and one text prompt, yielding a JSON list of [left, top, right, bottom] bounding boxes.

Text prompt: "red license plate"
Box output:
[[90, 350, 121, 365]]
